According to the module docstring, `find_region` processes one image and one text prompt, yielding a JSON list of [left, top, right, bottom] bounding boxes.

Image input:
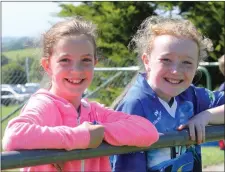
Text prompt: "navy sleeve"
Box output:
[[112, 99, 147, 172], [193, 86, 224, 113]]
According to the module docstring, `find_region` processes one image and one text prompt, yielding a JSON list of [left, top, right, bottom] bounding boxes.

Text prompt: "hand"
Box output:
[[81, 122, 105, 148], [177, 111, 211, 144]]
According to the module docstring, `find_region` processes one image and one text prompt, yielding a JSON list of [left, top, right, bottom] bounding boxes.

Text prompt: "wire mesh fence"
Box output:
[[0, 54, 220, 113]]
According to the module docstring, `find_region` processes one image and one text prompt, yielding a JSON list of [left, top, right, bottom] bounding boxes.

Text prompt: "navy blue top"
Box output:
[[112, 73, 224, 172]]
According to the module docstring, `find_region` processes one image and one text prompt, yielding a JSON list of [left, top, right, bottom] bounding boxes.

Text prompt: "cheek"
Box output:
[[186, 69, 197, 80]]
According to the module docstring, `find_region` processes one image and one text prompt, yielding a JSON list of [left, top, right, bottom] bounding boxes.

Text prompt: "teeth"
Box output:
[[67, 79, 82, 84], [167, 79, 181, 84]]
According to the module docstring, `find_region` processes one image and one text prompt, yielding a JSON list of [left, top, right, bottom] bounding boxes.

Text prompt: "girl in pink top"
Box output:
[[2, 16, 159, 172]]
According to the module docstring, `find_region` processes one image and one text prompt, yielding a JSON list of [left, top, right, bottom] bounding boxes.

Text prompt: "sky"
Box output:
[[2, 2, 80, 37]]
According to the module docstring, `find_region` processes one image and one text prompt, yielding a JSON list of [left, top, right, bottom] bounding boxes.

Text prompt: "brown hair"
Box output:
[[42, 16, 97, 60], [129, 16, 213, 63], [218, 55, 225, 76]]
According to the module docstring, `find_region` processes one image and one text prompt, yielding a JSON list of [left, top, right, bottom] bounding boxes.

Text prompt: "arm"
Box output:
[[109, 99, 150, 172], [178, 88, 224, 144], [207, 105, 224, 124], [2, 96, 90, 151], [92, 101, 159, 147]]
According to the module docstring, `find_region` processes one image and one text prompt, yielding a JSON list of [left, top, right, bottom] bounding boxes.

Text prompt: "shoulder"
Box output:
[[179, 85, 209, 98], [21, 89, 63, 119], [179, 85, 224, 111], [24, 90, 56, 110]]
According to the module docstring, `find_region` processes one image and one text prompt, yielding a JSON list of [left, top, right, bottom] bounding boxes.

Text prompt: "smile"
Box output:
[[66, 78, 84, 84], [165, 78, 183, 84]]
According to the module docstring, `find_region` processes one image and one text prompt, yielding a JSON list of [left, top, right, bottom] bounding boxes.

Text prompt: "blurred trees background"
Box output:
[[57, 1, 224, 63]]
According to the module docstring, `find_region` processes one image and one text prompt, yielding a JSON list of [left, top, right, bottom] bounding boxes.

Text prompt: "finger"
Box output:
[[177, 124, 186, 130], [202, 124, 206, 143], [189, 123, 195, 141], [196, 124, 203, 144]]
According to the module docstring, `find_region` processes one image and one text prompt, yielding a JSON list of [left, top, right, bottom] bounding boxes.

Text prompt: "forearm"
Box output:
[[207, 105, 225, 124], [101, 115, 159, 147], [2, 121, 90, 151]]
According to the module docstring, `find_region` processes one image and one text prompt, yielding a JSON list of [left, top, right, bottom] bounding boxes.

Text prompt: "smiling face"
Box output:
[[42, 35, 96, 104], [143, 35, 199, 102]]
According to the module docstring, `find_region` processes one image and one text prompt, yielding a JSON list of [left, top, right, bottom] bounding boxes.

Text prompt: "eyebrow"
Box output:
[[57, 53, 93, 58], [81, 53, 93, 58], [161, 53, 195, 60], [57, 53, 70, 58]]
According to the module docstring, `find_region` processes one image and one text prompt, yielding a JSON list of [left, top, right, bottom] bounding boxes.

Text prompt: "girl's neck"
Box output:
[[49, 88, 82, 110], [146, 77, 172, 103]]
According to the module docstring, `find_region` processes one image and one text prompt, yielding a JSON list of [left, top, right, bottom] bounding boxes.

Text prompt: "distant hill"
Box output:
[[3, 48, 41, 61], [2, 36, 40, 52]]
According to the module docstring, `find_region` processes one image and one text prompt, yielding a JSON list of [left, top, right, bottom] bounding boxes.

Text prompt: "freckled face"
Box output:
[[47, 35, 95, 101], [145, 35, 199, 102]]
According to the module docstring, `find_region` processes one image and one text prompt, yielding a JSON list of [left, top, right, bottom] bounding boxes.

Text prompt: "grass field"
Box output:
[[202, 146, 224, 168], [3, 48, 41, 60], [1, 105, 20, 136]]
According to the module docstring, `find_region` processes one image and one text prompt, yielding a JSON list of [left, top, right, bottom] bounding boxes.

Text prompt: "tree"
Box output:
[[57, 2, 158, 67], [1, 54, 9, 66], [157, 1, 225, 61], [29, 59, 44, 83], [2, 63, 27, 84]]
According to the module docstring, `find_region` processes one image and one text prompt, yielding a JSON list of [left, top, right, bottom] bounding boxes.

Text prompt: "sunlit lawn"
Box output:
[[202, 146, 224, 168], [1, 105, 20, 136]]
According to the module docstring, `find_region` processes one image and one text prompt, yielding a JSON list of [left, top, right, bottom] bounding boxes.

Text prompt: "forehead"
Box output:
[[152, 35, 199, 59], [52, 35, 94, 56]]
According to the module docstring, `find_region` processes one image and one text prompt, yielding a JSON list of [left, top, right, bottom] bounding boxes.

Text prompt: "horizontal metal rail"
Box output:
[[1, 125, 224, 170], [94, 62, 218, 71]]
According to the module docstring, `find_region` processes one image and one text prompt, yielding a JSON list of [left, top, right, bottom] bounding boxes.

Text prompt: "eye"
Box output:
[[60, 58, 70, 62], [183, 61, 192, 65], [161, 58, 171, 63], [82, 58, 92, 62]]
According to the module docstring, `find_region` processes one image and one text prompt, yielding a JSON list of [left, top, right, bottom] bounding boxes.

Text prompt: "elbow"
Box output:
[[2, 131, 18, 151], [2, 123, 27, 151], [140, 122, 159, 147], [148, 129, 159, 146], [144, 127, 159, 147]]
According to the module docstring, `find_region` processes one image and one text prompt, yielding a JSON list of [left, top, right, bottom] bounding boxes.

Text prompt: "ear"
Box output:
[[141, 53, 151, 72], [41, 58, 52, 75]]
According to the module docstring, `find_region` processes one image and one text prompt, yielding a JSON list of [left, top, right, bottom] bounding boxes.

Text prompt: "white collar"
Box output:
[[158, 97, 177, 118]]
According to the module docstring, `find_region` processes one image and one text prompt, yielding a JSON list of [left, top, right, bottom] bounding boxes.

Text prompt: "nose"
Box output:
[[170, 63, 182, 74], [71, 62, 83, 72]]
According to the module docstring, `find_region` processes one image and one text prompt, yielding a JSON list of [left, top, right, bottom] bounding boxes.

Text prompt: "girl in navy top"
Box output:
[[113, 16, 224, 172]]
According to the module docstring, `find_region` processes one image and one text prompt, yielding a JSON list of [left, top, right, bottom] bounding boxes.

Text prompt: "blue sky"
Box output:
[[2, 2, 80, 37]]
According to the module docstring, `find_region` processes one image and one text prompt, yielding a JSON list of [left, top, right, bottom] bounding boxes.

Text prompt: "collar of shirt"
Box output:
[[134, 73, 158, 99]]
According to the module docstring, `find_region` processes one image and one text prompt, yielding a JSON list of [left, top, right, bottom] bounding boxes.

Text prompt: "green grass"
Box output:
[[202, 146, 224, 168], [3, 48, 41, 60], [1, 105, 20, 137]]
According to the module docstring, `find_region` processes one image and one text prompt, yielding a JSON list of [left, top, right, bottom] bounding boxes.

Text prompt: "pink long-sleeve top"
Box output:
[[2, 89, 159, 172]]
